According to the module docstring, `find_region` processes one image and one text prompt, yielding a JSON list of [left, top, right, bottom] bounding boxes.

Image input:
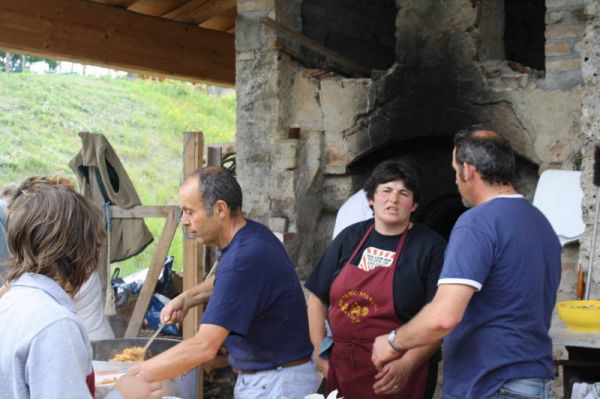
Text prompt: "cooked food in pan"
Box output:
[[109, 346, 146, 362]]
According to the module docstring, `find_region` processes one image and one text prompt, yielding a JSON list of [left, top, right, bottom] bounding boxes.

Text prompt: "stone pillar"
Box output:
[[235, 0, 303, 218], [235, 0, 374, 276], [235, 0, 320, 275], [577, 0, 600, 299]]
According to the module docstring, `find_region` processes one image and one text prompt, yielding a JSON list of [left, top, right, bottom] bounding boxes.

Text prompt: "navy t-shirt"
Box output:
[[201, 219, 312, 371], [439, 196, 561, 398]]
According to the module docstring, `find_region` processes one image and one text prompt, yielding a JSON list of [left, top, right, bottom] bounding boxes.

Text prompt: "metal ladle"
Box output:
[[143, 323, 166, 353]]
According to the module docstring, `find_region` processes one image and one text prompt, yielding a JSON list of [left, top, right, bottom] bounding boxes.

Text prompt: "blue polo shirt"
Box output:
[[201, 219, 312, 371], [439, 196, 561, 398]]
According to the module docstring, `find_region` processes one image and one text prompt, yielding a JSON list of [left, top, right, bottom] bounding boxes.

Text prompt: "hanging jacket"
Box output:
[[70, 132, 153, 262]]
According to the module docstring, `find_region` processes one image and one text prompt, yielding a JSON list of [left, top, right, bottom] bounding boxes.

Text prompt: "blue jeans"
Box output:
[[234, 359, 319, 399], [489, 378, 552, 399]]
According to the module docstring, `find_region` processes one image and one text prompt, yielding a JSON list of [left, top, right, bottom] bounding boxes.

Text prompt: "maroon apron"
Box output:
[[326, 224, 429, 399]]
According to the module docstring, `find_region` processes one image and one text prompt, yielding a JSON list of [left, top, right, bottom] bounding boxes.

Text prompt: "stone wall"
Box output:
[[576, 0, 600, 300], [232, 0, 599, 396], [544, 0, 587, 89]]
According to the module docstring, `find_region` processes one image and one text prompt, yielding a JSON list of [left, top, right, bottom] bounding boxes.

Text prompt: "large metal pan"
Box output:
[[91, 338, 198, 399]]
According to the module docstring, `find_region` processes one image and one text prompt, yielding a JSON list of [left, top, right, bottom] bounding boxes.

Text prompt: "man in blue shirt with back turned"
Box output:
[[140, 167, 317, 399], [372, 126, 561, 398]]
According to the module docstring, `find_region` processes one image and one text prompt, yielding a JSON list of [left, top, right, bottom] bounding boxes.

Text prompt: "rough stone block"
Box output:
[[235, 17, 270, 52], [324, 164, 348, 175], [268, 217, 288, 233], [545, 41, 575, 56], [546, 9, 586, 24], [296, 130, 325, 193], [344, 124, 370, 159], [272, 170, 295, 199], [270, 197, 296, 217], [323, 130, 353, 173], [275, 140, 298, 170], [546, 57, 582, 72], [585, 0, 600, 16], [320, 77, 371, 133], [321, 175, 357, 212], [289, 71, 324, 131], [545, 23, 586, 40], [546, 0, 584, 9], [237, 0, 275, 13]]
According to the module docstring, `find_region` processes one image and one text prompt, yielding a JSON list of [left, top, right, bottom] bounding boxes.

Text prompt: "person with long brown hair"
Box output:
[[0, 176, 163, 399]]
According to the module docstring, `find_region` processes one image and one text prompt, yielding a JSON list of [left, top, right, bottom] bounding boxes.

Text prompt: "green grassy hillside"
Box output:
[[0, 72, 236, 275]]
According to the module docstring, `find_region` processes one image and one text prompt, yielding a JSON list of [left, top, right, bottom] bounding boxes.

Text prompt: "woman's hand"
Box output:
[[113, 366, 163, 399], [372, 357, 413, 395]]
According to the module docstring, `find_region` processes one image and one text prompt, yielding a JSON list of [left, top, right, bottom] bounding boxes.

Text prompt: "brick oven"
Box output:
[[234, 0, 597, 302]]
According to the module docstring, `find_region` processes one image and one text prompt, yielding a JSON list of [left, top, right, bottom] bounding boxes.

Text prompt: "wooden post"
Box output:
[[182, 132, 205, 338], [182, 132, 205, 399], [124, 207, 179, 338]]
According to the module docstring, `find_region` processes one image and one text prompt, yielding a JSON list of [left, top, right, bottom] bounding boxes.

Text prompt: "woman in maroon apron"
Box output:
[[305, 158, 446, 399]]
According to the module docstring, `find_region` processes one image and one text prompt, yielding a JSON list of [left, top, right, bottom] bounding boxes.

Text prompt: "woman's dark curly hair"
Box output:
[[363, 157, 421, 203]]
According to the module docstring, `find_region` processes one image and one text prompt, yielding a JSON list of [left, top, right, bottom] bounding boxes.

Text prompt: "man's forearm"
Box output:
[[307, 294, 327, 354], [373, 284, 475, 369], [392, 302, 454, 351], [185, 275, 215, 307], [392, 284, 475, 351], [396, 340, 441, 372], [140, 323, 227, 380]]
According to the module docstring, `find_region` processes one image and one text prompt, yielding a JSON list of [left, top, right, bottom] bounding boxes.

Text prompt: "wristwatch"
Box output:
[[387, 329, 404, 353]]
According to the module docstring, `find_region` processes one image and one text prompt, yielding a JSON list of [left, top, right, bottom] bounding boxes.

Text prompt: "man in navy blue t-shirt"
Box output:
[[372, 126, 561, 398], [141, 167, 317, 398]]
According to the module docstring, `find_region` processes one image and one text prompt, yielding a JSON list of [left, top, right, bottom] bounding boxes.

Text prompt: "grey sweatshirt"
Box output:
[[0, 273, 121, 399]]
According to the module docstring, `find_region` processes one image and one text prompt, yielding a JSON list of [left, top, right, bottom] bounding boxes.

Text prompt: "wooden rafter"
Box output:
[[127, 0, 189, 16], [200, 6, 237, 32], [0, 0, 235, 85], [162, 0, 235, 24], [90, 0, 138, 8]]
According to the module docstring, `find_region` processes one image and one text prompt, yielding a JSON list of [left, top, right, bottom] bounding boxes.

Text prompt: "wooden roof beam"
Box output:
[[90, 0, 138, 8], [162, 0, 236, 24], [0, 0, 235, 85]]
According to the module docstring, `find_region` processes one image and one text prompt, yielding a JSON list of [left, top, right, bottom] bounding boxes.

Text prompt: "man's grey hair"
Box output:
[[454, 125, 515, 185], [193, 167, 242, 216]]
